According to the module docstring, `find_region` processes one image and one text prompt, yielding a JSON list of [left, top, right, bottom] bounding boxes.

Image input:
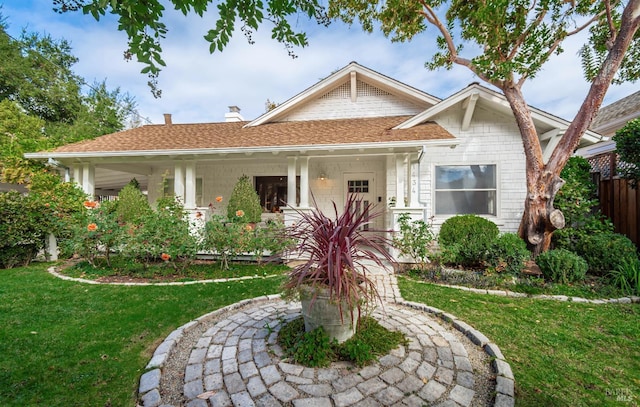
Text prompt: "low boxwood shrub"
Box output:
[[536, 249, 588, 284], [577, 232, 638, 276], [486, 233, 530, 275], [438, 215, 499, 267]]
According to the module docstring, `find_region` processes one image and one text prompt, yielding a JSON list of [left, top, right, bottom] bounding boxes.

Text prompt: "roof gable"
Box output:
[[395, 83, 604, 146], [247, 62, 440, 126]]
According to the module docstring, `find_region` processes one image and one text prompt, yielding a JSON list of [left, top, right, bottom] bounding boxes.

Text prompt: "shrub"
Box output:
[[202, 215, 253, 270], [393, 212, 435, 270], [27, 171, 87, 248], [486, 233, 530, 275], [438, 215, 499, 267], [609, 258, 640, 296], [278, 316, 406, 368], [252, 217, 292, 263], [227, 174, 262, 223], [613, 118, 640, 188], [0, 191, 47, 268], [63, 199, 122, 267], [120, 196, 199, 271], [577, 232, 638, 276], [116, 182, 151, 224], [536, 249, 588, 284]]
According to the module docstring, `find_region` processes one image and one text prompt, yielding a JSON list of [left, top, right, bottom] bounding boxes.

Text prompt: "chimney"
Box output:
[[163, 113, 172, 125], [225, 106, 244, 122]]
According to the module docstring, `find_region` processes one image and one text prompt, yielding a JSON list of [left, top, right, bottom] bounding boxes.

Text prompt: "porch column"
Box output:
[[184, 161, 196, 209], [395, 154, 406, 208], [82, 163, 95, 199], [287, 157, 297, 206], [408, 153, 419, 207], [299, 157, 309, 207], [174, 163, 185, 203], [73, 166, 82, 188]]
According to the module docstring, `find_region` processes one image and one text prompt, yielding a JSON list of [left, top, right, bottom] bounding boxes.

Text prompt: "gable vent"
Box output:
[[357, 81, 391, 97], [319, 80, 392, 101], [320, 82, 351, 99]]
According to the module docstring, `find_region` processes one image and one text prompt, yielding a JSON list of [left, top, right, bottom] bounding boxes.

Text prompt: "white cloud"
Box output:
[[3, 0, 638, 125]]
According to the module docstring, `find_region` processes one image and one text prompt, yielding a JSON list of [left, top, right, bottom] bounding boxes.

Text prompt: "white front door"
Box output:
[[344, 173, 376, 231]]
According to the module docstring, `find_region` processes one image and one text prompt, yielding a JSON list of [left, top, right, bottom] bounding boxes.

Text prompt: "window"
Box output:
[[435, 165, 496, 215], [348, 180, 369, 193], [164, 178, 203, 206], [255, 176, 299, 212]]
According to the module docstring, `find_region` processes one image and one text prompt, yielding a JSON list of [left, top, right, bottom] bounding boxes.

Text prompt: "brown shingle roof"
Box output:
[[51, 116, 454, 153], [592, 90, 640, 129]]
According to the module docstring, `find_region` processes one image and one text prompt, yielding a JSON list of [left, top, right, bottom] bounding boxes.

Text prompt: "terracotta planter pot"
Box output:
[[300, 286, 359, 343]]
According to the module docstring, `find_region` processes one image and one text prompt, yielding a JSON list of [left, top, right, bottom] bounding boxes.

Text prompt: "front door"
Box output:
[[344, 173, 375, 231]]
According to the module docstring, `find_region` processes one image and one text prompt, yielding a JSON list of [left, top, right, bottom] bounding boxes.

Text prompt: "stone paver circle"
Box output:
[[179, 300, 482, 407], [138, 267, 515, 407]]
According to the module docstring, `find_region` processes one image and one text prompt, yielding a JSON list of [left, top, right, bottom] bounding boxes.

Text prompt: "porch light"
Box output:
[[318, 172, 327, 181]]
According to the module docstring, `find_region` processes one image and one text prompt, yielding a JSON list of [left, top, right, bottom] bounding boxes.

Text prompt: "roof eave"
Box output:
[[24, 139, 460, 161]]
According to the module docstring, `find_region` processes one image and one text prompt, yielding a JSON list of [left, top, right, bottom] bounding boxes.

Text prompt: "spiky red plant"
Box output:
[[283, 194, 396, 321]]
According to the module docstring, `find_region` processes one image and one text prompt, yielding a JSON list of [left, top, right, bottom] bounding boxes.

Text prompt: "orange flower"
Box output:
[[236, 210, 245, 217], [245, 224, 254, 231], [195, 211, 203, 219], [83, 200, 97, 209], [87, 223, 98, 232], [215, 196, 223, 202], [161, 253, 171, 261]]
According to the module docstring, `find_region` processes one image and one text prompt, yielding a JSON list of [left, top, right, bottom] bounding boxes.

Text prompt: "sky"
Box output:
[[2, 0, 638, 125]]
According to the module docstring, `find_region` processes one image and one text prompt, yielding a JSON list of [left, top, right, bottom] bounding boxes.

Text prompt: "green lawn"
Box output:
[[2, 264, 638, 406], [399, 277, 640, 407], [0, 263, 284, 406]]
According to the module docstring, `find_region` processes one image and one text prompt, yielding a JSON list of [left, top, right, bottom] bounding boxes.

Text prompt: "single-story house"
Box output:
[[25, 62, 603, 235]]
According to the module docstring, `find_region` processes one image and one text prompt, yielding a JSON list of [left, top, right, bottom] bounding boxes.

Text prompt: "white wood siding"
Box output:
[[419, 105, 527, 233], [281, 81, 425, 121]]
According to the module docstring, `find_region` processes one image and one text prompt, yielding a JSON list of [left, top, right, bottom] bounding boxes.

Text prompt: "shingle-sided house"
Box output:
[[25, 62, 603, 235]]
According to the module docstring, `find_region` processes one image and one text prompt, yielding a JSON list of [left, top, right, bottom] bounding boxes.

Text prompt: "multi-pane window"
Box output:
[[348, 180, 369, 193], [435, 165, 496, 216]]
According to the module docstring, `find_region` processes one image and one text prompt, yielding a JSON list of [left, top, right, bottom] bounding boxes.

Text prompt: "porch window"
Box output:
[[164, 178, 203, 207], [435, 165, 496, 215], [255, 176, 299, 212]]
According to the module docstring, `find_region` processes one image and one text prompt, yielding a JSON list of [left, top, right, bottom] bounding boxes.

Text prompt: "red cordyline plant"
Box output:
[[283, 194, 396, 321]]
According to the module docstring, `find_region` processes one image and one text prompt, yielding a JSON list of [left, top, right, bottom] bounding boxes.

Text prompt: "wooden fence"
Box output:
[[598, 177, 640, 247]]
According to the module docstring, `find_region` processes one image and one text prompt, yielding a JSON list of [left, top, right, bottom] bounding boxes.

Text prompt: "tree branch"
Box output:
[[417, 0, 504, 88], [548, 0, 640, 171]]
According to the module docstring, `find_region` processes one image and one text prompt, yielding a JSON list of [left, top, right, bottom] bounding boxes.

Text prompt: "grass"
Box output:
[[2, 262, 638, 406], [63, 256, 289, 282], [0, 262, 284, 407], [399, 277, 640, 407]]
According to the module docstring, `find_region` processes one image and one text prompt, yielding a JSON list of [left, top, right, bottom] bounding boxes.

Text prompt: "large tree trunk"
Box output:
[[503, 86, 567, 255], [505, 0, 640, 256]]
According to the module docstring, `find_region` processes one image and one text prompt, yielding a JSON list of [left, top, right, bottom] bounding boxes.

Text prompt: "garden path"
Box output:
[[138, 263, 516, 407]]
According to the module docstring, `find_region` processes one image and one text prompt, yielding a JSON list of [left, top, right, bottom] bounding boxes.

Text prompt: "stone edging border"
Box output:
[[397, 299, 515, 407], [138, 294, 281, 406], [137, 294, 516, 407], [48, 266, 282, 286], [406, 278, 640, 305], [49, 267, 640, 305]]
